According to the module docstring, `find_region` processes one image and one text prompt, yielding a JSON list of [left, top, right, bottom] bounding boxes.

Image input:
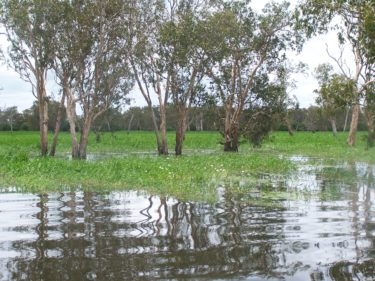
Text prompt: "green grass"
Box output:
[[0, 131, 222, 154], [0, 149, 291, 202], [0, 130, 374, 201], [263, 131, 375, 163]]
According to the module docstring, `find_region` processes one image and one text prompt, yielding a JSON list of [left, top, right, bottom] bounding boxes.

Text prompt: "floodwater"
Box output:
[[0, 157, 375, 281]]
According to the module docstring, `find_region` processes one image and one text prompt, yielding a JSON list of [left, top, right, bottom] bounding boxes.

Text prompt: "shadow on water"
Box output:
[[0, 157, 375, 281]]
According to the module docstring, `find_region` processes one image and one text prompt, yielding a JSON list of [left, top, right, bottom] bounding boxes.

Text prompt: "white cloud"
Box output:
[[0, 66, 34, 111]]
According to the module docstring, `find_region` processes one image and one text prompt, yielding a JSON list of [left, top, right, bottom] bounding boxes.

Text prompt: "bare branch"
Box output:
[[326, 43, 352, 79]]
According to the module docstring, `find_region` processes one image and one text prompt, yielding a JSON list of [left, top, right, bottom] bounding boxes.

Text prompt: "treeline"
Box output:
[[0, 103, 368, 134], [0, 0, 374, 158]]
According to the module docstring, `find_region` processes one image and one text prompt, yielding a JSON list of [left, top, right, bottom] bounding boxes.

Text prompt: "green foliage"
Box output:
[[363, 6, 375, 63], [297, 0, 375, 97], [363, 132, 375, 148], [243, 110, 273, 148], [313, 64, 355, 134], [314, 64, 355, 109], [0, 0, 56, 75]]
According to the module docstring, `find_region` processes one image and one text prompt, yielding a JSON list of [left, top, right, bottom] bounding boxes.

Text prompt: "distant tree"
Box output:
[[269, 63, 306, 136], [188, 90, 219, 132], [196, 94, 221, 131], [314, 63, 354, 136], [22, 106, 39, 131], [289, 105, 307, 131], [92, 107, 127, 134], [0, 106, 21, 132], [22, 101, 68, 132], [305, 106, 327, 132]]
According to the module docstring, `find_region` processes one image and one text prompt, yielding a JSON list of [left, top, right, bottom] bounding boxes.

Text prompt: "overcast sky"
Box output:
[[0, 0, 350, 111]]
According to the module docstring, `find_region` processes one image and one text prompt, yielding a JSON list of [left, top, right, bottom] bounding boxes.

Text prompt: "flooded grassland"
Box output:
[[1, 156, 375, 281]]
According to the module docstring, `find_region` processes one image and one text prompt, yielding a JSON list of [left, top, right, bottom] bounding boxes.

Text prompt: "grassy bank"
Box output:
[[0, 131, 373, 200]]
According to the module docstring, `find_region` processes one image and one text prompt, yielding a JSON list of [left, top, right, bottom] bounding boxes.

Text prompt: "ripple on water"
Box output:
[[1, 160, 375, 280]]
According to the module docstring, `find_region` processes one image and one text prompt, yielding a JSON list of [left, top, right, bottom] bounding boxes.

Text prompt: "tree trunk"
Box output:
[[131, 59, 165, 156], [224, 125, 239, 152], [175, 107, 188, 156], [39, 98, 49, 156], [49, 93, 66, 156], [343, 107, 350, 132], [148, 107, 161, 150], [65, 89, 79, 158], [127, 113, 134, 132], [195, 111, 204, 131], [330, 118, 337, 137], [8, 113, 14, 133], [200, 112, 204, 131], [106, 118, 111, 132], [365, 106, 375, 147], [223, 104, 239, 152], [284, 116, 294, 136], [159, 103, 168, 155], [347, 103, 360, 146], [38, 74, 49, 156], [78, 116, 93, 160]]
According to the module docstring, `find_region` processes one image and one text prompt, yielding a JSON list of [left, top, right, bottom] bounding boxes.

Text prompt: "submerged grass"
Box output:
[[0, 149, 291, 202], [0, 130, 374, 201]]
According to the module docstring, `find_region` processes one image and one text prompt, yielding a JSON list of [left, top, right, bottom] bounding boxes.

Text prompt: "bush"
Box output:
[[243, 110, 273, 148]]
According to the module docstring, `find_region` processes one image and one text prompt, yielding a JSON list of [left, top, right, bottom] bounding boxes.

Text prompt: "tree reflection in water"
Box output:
[[0, 161, 375, 280]]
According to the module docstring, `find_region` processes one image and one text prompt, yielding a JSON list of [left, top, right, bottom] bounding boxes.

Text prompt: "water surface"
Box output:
[[0, 158, 375, 280]]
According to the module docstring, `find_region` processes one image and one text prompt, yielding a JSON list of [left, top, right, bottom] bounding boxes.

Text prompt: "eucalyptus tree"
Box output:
[[52, 0, 133, 159], [51, 1, 84, 158], [128, 0, 208, 155], [0, 106, 18, 132], [0, 0, 56, 155], [160, 2, 208, 156], [202, 1, 298, 151], [297, 0, 375, 146], [127, 0, 169, 155], [264, 62, 305, 137], [314, 63, 354, 136]]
